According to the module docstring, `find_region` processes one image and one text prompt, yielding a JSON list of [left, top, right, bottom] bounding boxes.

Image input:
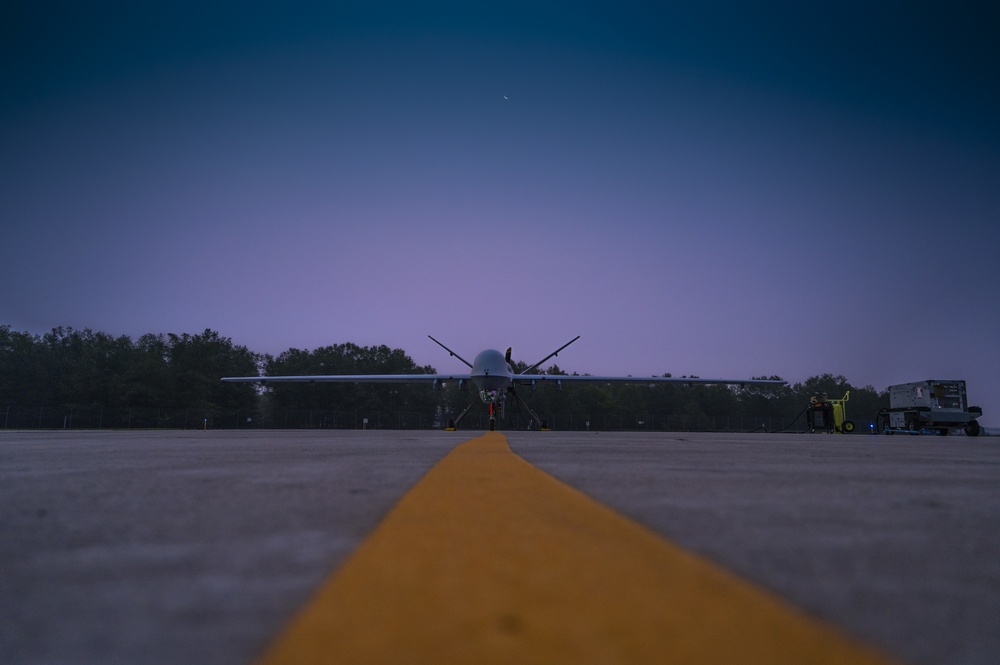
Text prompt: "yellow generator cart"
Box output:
[[807, 391, 855, 433]]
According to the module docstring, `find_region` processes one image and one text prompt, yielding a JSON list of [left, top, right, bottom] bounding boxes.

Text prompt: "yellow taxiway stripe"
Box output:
[[257, 432, 900, 664]]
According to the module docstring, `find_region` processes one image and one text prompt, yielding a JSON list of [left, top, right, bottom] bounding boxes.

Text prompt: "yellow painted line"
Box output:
[[257, 433, 901, 664]]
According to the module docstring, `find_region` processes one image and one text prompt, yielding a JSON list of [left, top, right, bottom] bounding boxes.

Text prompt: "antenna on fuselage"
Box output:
[[522, 335, 581, 374], [427, 335, 474, 369]]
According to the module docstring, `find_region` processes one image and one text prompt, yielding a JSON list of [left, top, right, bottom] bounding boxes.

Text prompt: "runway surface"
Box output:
[[2, 429, 998, 664]]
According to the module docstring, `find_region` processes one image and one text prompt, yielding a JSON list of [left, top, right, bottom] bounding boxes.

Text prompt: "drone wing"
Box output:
[[221, 374, 470, 384], [513, 375, 785, 386]]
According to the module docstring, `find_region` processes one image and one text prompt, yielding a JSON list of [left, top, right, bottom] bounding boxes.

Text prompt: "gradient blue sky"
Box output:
[[3, 2, 999, 423]]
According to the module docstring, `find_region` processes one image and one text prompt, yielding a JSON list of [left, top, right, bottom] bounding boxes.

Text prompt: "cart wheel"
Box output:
[[965, 420, 981, 437], [842, 420, 855, 433]]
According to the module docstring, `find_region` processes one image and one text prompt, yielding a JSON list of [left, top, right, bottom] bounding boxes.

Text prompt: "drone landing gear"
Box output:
[[508, 388, 547, 430], [446, 401, 478, 431], [445, 393, 546, 432]]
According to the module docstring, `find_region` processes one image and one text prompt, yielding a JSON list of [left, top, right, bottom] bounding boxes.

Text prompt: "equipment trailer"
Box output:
[[878, 380, 983, 436]]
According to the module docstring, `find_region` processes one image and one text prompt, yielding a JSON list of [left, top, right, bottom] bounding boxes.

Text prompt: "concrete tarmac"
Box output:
[[508, 431, 1000, 665], [2, 429, 998, 664]]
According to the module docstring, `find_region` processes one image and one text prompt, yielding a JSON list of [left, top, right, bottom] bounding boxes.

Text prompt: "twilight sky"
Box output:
[[3, 2, 999, 424]]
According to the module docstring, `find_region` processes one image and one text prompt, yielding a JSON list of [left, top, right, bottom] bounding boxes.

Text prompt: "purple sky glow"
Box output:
[[2, 3, 999, 424]]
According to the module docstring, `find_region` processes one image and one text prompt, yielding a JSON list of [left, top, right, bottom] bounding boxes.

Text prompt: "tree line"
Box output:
[[0, 326, 260, 412], [1, 325, 888, 430]]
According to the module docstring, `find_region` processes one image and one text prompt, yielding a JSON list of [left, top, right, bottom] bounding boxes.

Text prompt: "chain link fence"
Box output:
[[3, 404, 878, 433], [1, 405, 436, 430]]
